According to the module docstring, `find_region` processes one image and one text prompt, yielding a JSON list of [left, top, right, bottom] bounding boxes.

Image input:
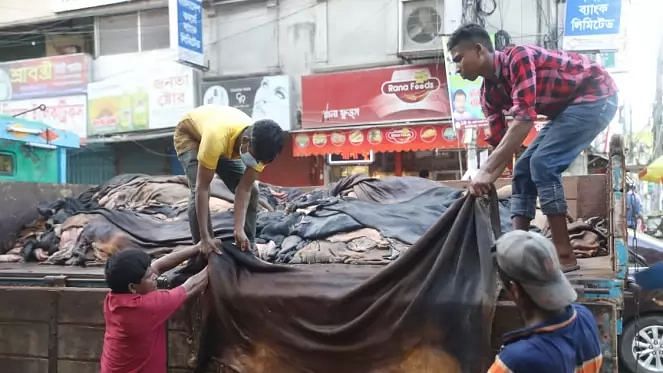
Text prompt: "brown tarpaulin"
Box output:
[[197, 193, 500, 373]]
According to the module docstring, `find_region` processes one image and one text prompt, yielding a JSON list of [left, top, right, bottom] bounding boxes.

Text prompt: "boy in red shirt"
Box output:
[[100, 244, 209, 373]]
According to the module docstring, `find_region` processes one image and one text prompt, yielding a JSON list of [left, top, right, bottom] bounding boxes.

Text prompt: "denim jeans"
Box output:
[[177, 149, 259, 244], [511, 95, 618, 219]]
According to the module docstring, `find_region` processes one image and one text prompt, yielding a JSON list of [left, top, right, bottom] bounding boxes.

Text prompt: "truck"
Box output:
[[0, 135, 649, 373]]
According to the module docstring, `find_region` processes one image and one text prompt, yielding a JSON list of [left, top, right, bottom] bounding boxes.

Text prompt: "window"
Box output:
[[97, 8, 170, 56], [98, 13, 139, 55], [140, 8, 170, 51], [0, 152, 15, 176]]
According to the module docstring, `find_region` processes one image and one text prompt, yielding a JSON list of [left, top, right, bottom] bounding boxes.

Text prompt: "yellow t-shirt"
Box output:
[[173, 105, 264, 172]]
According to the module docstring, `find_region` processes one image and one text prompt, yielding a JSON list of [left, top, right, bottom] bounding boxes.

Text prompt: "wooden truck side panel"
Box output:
[[0, 286, 199, 373]]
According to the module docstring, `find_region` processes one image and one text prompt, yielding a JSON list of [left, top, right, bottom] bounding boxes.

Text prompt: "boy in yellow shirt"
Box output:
[[173, 105, 284, 254]]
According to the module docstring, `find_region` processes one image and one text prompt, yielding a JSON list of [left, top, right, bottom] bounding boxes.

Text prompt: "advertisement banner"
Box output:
[[292, 122, 545, 157], [292, 124, 462, 157], [441, 36, 488, 130], [87, 62, 195, 135], [0, 54, 90, 101], [201, 75, 293, 131], [301, 64, 451, 128], [563, 0, 622, 51], [0, 95, 87, 138], [169, 0, 204, 67]]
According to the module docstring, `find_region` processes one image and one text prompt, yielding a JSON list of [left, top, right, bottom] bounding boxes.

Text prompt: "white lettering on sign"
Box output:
[[571, 16, 616, 32], [322, 108, 361, 121], [386, 84, 409, 93], [577, 3, 609, 17], [381, 78, 441, 95]]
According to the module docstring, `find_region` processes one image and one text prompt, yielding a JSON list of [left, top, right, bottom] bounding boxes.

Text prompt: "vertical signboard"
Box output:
[[169, 0, 205, 67]]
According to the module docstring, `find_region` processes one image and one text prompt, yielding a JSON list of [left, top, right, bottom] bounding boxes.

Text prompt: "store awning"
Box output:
[[292, 121, 544, 158]]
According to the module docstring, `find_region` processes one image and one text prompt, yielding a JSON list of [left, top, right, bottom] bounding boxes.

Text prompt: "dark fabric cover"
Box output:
[[331, 174, 443, 204], [196, 193, 500, 373]]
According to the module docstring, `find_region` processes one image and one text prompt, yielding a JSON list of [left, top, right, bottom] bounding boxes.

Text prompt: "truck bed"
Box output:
[[0, 138, 627, 372], [0, 254, 615, 293]]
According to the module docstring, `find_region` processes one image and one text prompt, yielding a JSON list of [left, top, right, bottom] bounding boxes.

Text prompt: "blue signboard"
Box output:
[[565, 0, 621, 36], [175, 0, 204, 67]]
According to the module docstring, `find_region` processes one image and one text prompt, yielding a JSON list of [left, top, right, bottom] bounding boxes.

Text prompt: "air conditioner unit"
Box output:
[[398, 0, 462, 57]]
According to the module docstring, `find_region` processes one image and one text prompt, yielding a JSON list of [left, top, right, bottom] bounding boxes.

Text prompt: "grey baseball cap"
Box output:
[[495, 230, 577, 310]]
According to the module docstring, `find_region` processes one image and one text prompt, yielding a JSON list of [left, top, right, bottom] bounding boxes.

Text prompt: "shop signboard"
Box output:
[[169, 0, 205, 67], [563, 0, 622, 51], [87, 62, 195, 135], [293, 124, 462, 157], [201, 75, 293, 131], [0, 95, 87, 138], [0, 54, 90, 101], [301, 64, 451, 128], [292, 121, 546, 158]]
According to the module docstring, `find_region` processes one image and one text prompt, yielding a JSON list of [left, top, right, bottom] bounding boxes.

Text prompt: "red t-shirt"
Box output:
[[100, 286, 187, 373]]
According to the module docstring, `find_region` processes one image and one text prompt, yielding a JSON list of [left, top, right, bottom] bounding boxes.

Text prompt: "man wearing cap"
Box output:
[[488, 230, 603, 373], [173, 105, 285, 254]]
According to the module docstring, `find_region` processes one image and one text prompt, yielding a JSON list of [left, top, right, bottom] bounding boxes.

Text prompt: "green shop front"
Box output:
[[0, 114, 80, 183]]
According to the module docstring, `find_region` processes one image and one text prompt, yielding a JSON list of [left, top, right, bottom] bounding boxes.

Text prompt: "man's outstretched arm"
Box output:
[[195, 163, 220, 254], [232, 168, 257, 251]]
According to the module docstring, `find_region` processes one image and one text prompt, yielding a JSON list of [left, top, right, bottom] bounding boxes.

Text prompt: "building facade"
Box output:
[[0, 0, 621, 185]]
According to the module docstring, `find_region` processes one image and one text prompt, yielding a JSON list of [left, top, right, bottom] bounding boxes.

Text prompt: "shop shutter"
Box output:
[[114, 138, 171, 176], [67, 145, 115, 185]]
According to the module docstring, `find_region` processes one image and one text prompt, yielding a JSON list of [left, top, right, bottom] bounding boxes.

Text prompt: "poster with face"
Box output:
[[201, 75, 292, 131], [441, 36, 488, 130]]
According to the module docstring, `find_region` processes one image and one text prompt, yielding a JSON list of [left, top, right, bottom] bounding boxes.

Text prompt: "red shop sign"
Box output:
[[293, 121, 545, 158], [301, 64, 452, 129], [292, 124, 462, 157]]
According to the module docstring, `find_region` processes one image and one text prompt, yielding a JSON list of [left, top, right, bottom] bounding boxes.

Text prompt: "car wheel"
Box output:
[[621, 315, 663, 373]]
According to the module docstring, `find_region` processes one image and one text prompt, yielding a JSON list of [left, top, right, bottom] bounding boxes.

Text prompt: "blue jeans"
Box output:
[[511, 95, 618, 219]]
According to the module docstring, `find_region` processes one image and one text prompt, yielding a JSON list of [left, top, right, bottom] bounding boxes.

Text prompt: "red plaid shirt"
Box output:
[[481, 45, 618, 146]]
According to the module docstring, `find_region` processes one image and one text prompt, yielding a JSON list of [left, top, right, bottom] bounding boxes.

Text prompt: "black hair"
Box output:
[[419, 169, 430, 178], [251, 119, 285, 163], [105, 248, 151, 293], [453, 89, 467, 99], [447, 23, 494, 53]]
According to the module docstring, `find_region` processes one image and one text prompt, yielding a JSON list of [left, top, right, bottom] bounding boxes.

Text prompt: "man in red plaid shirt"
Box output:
[[447, 24, 618, 272]]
